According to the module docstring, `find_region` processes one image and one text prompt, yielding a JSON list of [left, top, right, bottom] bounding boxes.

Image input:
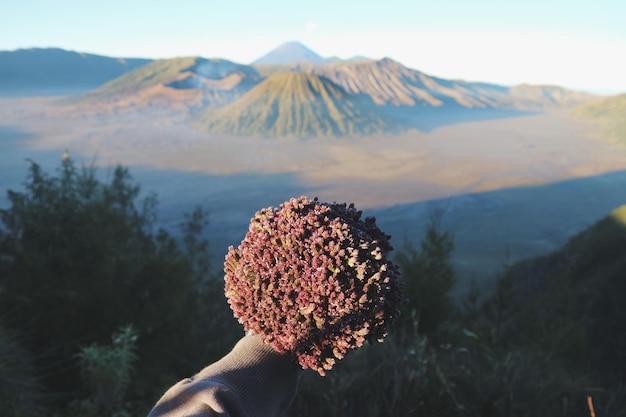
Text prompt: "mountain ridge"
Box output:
[[252, 41, 327, 65], [292, 58, 594, 111], [0, 48, 152, 96], [72, 56, 262, 110], [293, 57, 505, 108], [1, 44, 600, 137]]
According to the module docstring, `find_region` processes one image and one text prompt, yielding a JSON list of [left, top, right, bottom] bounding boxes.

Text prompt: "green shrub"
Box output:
[[0, 157, 241, 411], [71, 325, 138, 417]]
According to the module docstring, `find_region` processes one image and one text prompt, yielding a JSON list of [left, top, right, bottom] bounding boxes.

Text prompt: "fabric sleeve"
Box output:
[[146, 334, 301, 417]]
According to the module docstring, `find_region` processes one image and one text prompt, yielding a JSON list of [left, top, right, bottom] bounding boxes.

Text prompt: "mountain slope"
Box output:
[[294, 58, 594, 111], [252, 41, 326, 65], [508, 84, 596, 110], [0, 48, 151, 96], [196, 72, 395, 138], [509, 205, 626, 383], [295, 58, 496, 107], [75, 57, 262, 109], [570, 93, 626, 145], [512, 204, 626, 284]]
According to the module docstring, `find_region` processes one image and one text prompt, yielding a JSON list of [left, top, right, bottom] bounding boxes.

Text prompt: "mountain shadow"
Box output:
[[369, 169, 626, 289], [387, 106, 537, 132]]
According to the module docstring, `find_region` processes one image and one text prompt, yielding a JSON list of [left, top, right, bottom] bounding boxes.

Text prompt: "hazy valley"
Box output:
[[1, 43, 625, 292]]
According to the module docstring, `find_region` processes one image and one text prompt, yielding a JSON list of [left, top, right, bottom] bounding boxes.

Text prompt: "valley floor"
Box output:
[[2, 97, 626, 289]]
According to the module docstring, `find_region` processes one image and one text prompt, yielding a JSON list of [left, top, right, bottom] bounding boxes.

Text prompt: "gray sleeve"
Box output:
[[147, 334, 301, 417]]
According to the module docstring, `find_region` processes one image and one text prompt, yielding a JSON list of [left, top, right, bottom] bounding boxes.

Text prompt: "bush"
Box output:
[[71, 325, 138, 417], [0, 157, 240, 411]]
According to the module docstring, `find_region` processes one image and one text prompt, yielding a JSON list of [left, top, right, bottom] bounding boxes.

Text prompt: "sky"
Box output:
[[2, 0, 625, 93]]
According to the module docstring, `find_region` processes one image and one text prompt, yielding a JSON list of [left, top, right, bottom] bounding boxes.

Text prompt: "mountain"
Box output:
[[252, 55, 372, 78], [508, 84, 596, 110], [252, 41, 327, 65], [346, 55, 371, 62], [195, 72, 395, 138], [75, 57, 262, 110], [293, 57, 509, 108], [0, 48, 151, 96], [15, 43, 595, 137], [292, 58, 594, 111], [570, 93, 626, 145]]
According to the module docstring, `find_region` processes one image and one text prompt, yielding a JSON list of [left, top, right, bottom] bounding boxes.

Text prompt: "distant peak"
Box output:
[[276, 41, 311, 49], [252, 41, 323, 65], [378, 57, 401, 66]]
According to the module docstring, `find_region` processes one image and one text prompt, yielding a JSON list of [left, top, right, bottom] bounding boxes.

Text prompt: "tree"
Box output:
[[395, 210, 457, 339], [0, 157, 239, 411]]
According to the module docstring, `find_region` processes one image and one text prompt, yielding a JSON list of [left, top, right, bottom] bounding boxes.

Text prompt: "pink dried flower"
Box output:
[[224, 196, 403, 375]]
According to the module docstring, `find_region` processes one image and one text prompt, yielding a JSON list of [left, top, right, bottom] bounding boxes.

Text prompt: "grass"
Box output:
[[571, 94, 626, 145]]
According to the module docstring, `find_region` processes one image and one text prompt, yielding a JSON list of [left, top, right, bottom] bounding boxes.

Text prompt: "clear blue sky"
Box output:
[[2, 0, 625, 93]]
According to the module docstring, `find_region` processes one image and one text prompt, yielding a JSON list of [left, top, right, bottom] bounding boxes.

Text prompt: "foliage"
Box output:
[[2, 157, 625, 416], [395, 210, 457, 340], [71, 325, 138, 417], [0, 325, 43, 417], [286, 328, 586, 417], [0, 157, 238, 412], [285, 204, 626, 417], [285, 332, 453, 417], [509, 205, 626, 384]]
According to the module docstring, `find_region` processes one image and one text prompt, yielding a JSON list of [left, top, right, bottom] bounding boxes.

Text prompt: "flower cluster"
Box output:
[[224, 196, 403, 375]]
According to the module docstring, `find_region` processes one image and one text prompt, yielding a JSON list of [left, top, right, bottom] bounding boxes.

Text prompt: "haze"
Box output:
[[2, 90, 626, 289], [3, 0, 625, 93]]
